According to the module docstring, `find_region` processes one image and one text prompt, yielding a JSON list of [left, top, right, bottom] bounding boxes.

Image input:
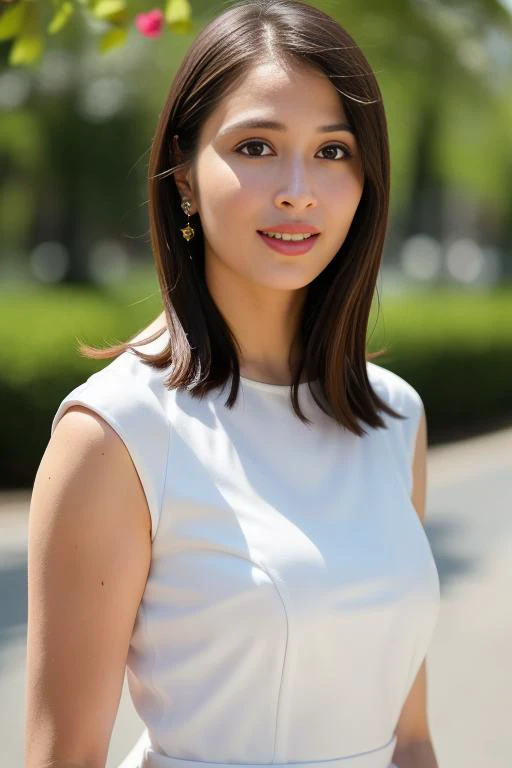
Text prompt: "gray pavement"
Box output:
[[1, 427, 511, 767]]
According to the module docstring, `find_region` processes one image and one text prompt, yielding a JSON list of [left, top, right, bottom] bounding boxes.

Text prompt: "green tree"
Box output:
[[0, 0, 192, 64]]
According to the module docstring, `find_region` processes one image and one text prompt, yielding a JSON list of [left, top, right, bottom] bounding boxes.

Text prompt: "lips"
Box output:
[[259, 223, 321, 235], [257, 230, 320, 256]]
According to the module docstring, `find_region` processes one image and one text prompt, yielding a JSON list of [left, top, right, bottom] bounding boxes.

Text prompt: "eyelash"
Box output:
[[235, 139, 353, 161]]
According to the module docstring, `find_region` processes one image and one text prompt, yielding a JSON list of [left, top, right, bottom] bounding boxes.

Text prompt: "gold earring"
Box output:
[[180, 199, 195, 241]]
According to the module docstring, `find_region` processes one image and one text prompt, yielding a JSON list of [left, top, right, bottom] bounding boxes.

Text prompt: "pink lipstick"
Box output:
[[257, 231, 320, 255]]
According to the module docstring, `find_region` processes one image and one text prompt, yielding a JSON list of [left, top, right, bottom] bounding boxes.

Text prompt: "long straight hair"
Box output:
[[81, 0, 405, 436]]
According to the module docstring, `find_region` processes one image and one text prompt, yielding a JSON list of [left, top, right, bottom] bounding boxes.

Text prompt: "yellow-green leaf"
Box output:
[[168, 19, 192, 34], [47, 1, 74, 35], [98, 25, 128, 54], [105, 10, 128, 25], [165, 0, 192, 26], [0, 1, 29, 42], [9, 34, 44, 66], [92, 0, 127, 21]]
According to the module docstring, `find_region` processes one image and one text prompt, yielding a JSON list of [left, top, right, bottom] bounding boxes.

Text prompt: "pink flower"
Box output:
[[135, 9, 164, 38]]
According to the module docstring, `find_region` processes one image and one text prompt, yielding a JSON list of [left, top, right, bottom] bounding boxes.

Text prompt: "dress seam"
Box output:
[[153, 417, 172, 544], [251, 559, 289, 762]]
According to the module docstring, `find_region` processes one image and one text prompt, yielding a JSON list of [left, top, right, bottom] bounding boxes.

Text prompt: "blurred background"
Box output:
[[1, 0, 511, 766]]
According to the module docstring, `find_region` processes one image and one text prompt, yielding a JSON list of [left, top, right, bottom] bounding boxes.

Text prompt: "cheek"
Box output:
[[195, 150, 260, 222], [324, 169, 364, 215]]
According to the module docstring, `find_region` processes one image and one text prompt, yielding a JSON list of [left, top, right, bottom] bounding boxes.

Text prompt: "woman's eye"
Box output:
[[236, 140, 273, 157], [317, 144, 352, 161], [235, 141, 353, 160]]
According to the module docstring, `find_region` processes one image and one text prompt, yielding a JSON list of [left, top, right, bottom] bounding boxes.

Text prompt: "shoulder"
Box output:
[[366, 361, 425, 487], [50, 323, 172, 541], [366, 360, 423, 423], [52, 328, 171, 445], [56, 320, 171, 419], [46, 402, 153, 538]]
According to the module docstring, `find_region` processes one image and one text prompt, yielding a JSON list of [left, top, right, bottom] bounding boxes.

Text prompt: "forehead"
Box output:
[[202, 60, 347, 138]]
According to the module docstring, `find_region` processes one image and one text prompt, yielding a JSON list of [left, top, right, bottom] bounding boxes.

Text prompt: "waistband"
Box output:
[[118, 730, 398, 768]]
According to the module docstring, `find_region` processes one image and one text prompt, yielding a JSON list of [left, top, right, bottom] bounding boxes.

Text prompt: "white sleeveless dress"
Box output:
[[51, 328, 440, 768]]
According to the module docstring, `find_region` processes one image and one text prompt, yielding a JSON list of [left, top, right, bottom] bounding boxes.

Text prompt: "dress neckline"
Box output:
[[238, 375, 318, 394]]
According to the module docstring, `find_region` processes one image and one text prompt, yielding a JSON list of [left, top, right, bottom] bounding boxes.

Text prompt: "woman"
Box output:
[[25, 2, 441, 767]]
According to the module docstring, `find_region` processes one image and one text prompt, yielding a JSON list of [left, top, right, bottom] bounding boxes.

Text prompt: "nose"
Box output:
[[273, 157, 317, 211]]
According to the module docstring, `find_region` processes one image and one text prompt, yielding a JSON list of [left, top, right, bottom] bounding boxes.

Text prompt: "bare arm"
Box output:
[[25, 405, 152, 768]]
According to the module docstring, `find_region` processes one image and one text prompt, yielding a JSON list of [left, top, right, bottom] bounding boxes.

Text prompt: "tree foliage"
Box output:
[[0, 0, 193, 64]]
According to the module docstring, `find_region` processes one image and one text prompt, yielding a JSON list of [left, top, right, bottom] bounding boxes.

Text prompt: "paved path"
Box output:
[[1, 427, 511, 767]]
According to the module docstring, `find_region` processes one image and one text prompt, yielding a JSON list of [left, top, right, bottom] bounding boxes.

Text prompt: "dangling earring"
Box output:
[[180, 199, 195, 241]]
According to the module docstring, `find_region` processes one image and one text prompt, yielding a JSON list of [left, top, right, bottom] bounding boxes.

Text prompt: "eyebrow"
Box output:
[[218, 118, 355, 137]]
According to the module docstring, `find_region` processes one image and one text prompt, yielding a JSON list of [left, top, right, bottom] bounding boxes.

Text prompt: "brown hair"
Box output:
[[81, 0, 404, 436]]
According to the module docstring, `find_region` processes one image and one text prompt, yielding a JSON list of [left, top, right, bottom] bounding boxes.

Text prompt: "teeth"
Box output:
[[262, 232, 314, 241]]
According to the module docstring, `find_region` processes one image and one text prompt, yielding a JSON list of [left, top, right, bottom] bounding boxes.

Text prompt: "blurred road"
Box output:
[[1, 427, 511, 767]]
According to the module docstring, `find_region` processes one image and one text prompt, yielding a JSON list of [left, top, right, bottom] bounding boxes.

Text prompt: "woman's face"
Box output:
[[179, 59, 365, 292]]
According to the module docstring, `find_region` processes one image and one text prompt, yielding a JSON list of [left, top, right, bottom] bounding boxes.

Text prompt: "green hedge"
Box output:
[[1, 273, 511, 488], [368, 287, 512, 442]]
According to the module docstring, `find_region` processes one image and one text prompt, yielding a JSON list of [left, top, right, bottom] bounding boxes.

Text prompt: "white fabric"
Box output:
[[51, 328, 440, 768]]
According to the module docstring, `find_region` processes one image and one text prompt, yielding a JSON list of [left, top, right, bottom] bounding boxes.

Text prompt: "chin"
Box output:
[[250, 271, 316, 291]]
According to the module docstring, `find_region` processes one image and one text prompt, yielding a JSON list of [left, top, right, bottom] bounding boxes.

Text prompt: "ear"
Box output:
[[172, 135, 197, 213], [174, 165, 195, 206]]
